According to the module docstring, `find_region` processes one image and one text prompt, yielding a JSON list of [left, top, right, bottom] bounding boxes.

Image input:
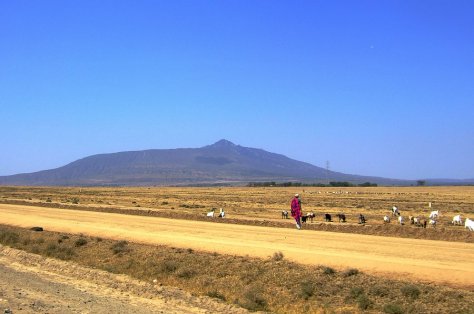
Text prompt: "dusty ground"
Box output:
[[1, 204, 473, 290], [1, 186, 473, 243], [0, 245, 248, 314]]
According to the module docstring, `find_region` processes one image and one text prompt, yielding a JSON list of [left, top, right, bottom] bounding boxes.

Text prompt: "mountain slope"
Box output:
[[0, 140, 405, 186]]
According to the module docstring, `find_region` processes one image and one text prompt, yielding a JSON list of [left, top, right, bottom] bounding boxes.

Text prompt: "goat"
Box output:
[[383, 215, 390, 223], [392, 206, 400, 216], [413, 217, 422, 227], [206, 209, 215, 217], [465, 218, 474, 231], [324, 213, 332, 222], [429, 210, 440, 220], [218, 208, 225, 218], [307, 212, 315, 223], [452, 214, 462, 226], [429, 219, 437, 228], [282, 210, 289, 219], [337, 213, 346, 223], [358, 214, 366, 224], [409, 216, 415, 225], [398, 216, 404, 225]]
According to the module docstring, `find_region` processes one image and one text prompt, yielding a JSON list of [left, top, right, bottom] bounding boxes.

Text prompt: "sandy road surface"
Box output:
[[1, 204, 474, 289]]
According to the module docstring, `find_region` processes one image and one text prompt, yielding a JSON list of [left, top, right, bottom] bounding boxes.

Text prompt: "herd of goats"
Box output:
[[281, 206, 474, 231]]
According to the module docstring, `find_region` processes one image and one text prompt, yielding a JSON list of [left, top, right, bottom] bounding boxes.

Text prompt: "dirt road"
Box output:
[[0, 246, 248, 314], [1, 204, 474, 289]]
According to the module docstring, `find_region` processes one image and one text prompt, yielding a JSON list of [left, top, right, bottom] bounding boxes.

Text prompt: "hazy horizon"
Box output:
[[1, 1, 473, 180]]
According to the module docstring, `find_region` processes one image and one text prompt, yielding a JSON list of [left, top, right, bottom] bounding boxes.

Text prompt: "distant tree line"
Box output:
[[247, 181, 377, 187]]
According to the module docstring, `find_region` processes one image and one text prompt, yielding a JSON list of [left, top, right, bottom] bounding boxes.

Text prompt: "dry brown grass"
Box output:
[[1, 186, 473, 242], [1, 224, 474, 313]]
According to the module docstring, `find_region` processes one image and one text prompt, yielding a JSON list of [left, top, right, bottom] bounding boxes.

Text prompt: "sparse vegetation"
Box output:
[[343, 268, 360, 277], [110, 240, 129, 255], [0, 186, 474, 312], [271, 251, 284, 261], [322, 266, 336, 275], [383, 303, 404, 314], [74, 238, 88, 247], [0, 223, 473, 313], [401, 284, 421, 299]]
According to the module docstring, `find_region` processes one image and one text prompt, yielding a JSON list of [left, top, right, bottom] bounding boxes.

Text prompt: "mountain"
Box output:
[[0, 139, 409, 186]]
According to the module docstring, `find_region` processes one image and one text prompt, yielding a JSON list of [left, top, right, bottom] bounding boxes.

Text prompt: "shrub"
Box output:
[[322, 266, 336, 275], [369, 284, 388, 297], [71, 197, 79, 204], [177, 268, 196, 279], [401, 284, 420, 299], [74, 238, 88, 247], [271, 251, 284, 261], [383, 303, 404, 314], [0, 231, 20, 245], [300, 280, 315, 300], [343, 268, 359, 277], [160, 260, 178, 273], [207, 290, 226, 301], [44, 243, 75, 260], [111, 240, 129, 255], [350, 287, 364, 299], [240, 286, 267, 311], [110, 240, 130, 254], [357, 294, 371, 310]]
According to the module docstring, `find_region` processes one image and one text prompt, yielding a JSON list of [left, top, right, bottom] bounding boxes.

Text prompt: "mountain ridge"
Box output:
[[0, 139, 453, 186]]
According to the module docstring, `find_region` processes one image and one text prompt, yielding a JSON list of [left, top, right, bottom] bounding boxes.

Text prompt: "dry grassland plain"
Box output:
[[1, 186, 474, 313], [1, 186, 473, 241]]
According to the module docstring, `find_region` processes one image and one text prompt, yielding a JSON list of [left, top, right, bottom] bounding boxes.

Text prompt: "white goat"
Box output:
[[398, 216, 404, 225], [392, 206, 400, 216], [413, 217, 421, 226], [452, 215, 462, 226], [206, 209, 215, 217], [383, 215, 391, 223], [465, 218, 474, 231], [429, 210, 440, 220], [429, 219, 437, 227]]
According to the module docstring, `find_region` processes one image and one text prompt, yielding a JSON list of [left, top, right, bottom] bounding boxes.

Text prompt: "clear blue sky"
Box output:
[[1, 1, 473, 180]]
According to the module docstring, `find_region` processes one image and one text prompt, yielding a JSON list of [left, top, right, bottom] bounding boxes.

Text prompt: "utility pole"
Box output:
[[326, 160, 330, 185]]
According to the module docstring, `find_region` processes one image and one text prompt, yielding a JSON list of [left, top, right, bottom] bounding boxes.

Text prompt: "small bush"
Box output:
[[161, 260, 178, 273], [71, 197, 79, 204], [46, 198, 52, 202], [369, 284, 388, 297], [207, 290, 226, 301], [271, 251, 284, 261], [240, 286, 267, 311], [401, 284, 420, 299], [300, 280, 315, 300], [343, 268, 359, 277], [43, 243, 75, 260], [357, 294, 371, 310], [177, 268, 196, 279], [322, 266, 336, 275], [350, 287, 364, 298], [383, 303, 404, 314], [0, 231, 20, 245], [74, 238, 88, 247], [111, 240, 129, 255]]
